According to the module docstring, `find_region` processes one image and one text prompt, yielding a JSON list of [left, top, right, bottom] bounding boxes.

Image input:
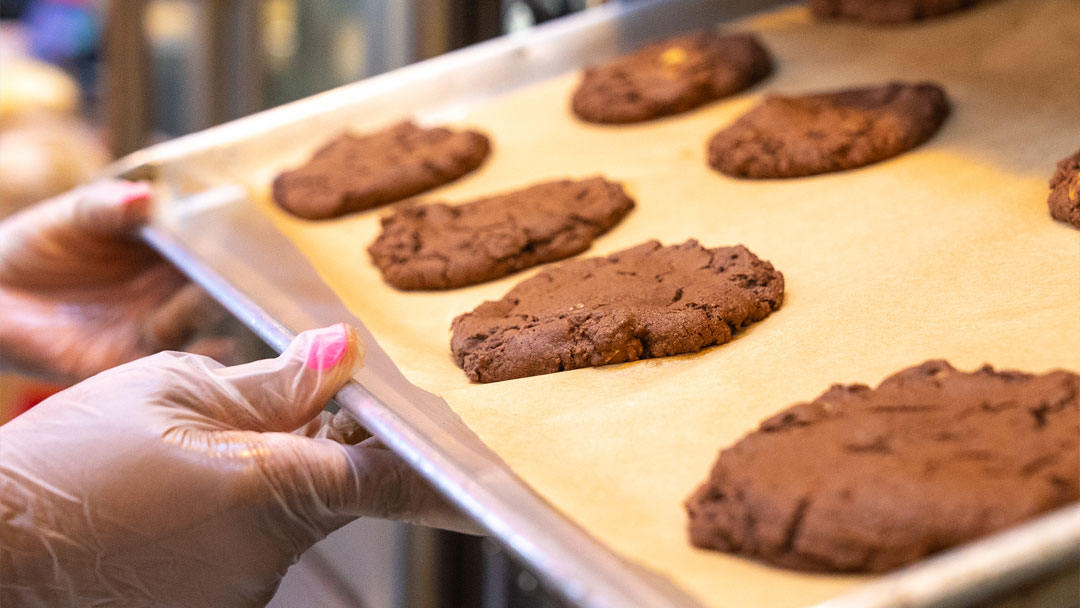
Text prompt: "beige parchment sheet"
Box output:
[[252, 1, 1080, 605]]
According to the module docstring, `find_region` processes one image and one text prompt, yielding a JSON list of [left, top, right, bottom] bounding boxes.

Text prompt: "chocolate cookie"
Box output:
[[272, 121, 490, 219], [687, 360, 1080, 573], [707, 82, 950, 178], [572, 31, 772, 124], [368, 177, 635, 290], [1048, 149, 1080, 229], [809, 0, 980, 24], [451, 240, 783, 383]]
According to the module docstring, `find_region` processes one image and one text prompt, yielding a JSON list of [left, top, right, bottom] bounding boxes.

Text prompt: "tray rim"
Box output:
[[112, 0, 1080, 605]]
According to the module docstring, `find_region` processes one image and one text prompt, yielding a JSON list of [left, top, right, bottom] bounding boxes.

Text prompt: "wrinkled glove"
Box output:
[[0, 324, 470, 608], [0, 180, 233, 381]]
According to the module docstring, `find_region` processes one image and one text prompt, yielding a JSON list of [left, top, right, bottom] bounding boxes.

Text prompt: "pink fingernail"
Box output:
[[306, 323, 350, 371], [95, 181, 153, 207]]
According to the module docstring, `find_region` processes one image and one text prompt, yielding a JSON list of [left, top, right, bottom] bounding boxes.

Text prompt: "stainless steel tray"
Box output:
[[109, 1, 1080, 606]]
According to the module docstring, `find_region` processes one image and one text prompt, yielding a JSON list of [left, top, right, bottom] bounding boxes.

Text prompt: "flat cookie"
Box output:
[[272, 121, 490, 219], [707, 82, 950, 178], [451, 240, 783, 383], [687, 360, 1080, 573], [1048, 149, 1080, 229], [368, 177, 635, 290], [572, 32, 772, 124], [809, 0, 980, 24]]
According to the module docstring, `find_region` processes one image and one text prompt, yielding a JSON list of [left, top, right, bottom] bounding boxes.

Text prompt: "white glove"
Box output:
[[0, 325, 470, 607], [0, 180, 233, 382]]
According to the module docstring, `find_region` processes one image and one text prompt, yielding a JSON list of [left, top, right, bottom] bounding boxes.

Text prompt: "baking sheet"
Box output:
[[247, 1, 1080, 605]]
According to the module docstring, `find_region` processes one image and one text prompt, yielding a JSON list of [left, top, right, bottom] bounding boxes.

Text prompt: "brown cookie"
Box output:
[[368, 177, 635, 290], [272, 121, 490, 220], [571, 31, 773, 124], [451, 240, 783, 383], [809, 0, 980, 24], [707, 82, 950, 178], [1048, 149, 1080, 229], [687, 360, 1080, 573]]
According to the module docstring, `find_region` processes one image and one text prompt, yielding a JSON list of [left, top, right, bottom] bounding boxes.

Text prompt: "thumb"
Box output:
[[196, 323, 364, 432]]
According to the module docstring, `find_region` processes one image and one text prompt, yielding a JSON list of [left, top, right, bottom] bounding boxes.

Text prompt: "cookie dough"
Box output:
[[707, 82, 950, 178], [272, 121, 490, 219], [572, 31, 772, 124], [687, 360, 1080, 573], [809, 0, 981, 24], [1048, 149, 1080, 229], [369, 177, 635, 290], [451, 239, 784, 383]]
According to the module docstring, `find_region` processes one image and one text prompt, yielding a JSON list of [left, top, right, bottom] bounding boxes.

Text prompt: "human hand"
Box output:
[[0, 180, 232, 381], [0, 324, 472, 608]]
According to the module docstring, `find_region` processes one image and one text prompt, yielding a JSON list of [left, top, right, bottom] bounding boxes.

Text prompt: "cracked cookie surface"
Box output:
[[368, 177, 635, 290], [450, 239, 783, 383], [272, 121, 490, 219], [1048, 149, 1080, 229], [707, 82, 950, 178], [809, 0, 981, 23], [686, 360, 1080, 573], [571, 31, 772, 124]]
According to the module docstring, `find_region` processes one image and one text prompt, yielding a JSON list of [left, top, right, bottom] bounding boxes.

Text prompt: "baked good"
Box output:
[[1048, 149, 1080, 229], [368, 177, 635, 290], [451, 239, 783, 383], [707, 82, 950, 178], [687, 360, 1080, 572], [571, 31, 772, 124], [272, 121, 490, 219], [809, 0, 980, 24]]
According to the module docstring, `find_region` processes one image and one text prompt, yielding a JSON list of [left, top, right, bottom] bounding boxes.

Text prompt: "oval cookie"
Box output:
[[451, 239, 784, 383], [572, 31, 773, 124], [368, 177, 635, 290], [707, 82, 950, 178], [272, 121, 490, 220], [687, 360, 1080, 572]]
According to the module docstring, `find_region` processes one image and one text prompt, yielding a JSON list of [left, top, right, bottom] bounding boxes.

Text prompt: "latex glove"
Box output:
[[0, 324, 471, 608], [0, 180, 232, 382]]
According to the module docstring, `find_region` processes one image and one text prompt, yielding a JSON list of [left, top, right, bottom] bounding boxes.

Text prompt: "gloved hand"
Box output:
[[0, 180, 232, 381], [0, 324, 472, 608]]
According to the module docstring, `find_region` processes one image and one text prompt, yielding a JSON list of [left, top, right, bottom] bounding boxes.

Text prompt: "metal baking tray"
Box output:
[[108, 0, 1080, 606]]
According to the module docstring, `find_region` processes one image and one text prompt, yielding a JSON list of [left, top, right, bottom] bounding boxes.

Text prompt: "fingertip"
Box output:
[[303, 323, 363, 374], [79, 180, 154, 231], [102, 180, 154, 207]]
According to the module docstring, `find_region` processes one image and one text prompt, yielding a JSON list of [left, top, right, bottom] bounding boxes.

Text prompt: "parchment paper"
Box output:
[[251, 1, 1080, 605]]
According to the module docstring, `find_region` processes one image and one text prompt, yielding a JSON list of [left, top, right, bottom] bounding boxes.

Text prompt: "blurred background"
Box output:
[[0, 0, 606, 165], [0, 1, 609, 606], [0, 0, 606, 443]]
